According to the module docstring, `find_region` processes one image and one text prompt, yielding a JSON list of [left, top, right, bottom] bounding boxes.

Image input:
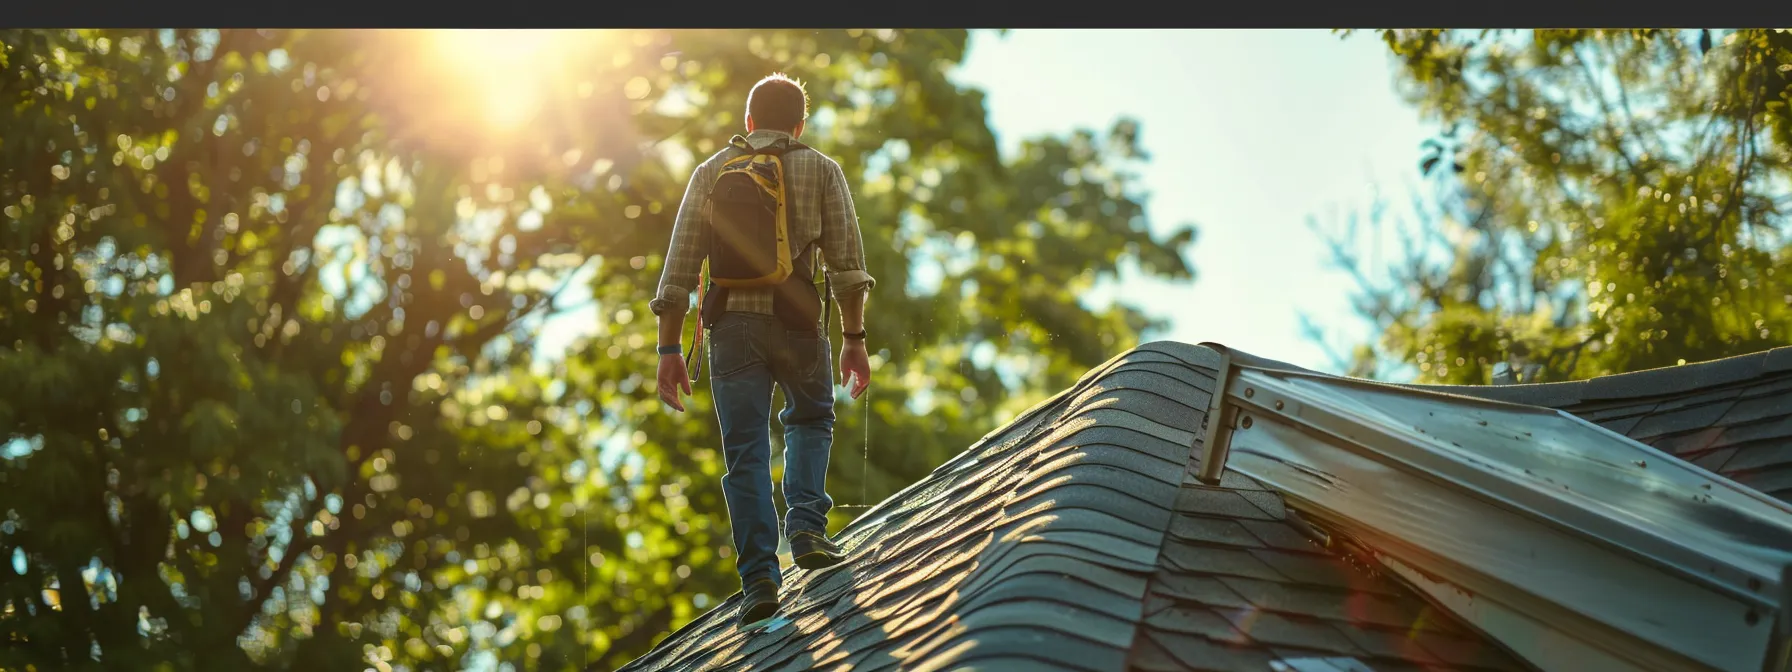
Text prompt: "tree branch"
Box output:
[[1571, 42, 1643, 179]]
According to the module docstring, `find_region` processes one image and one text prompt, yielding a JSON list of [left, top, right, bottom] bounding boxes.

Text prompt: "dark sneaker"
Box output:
[[738, 579, 779, 627], [789, 530, 846, 570]]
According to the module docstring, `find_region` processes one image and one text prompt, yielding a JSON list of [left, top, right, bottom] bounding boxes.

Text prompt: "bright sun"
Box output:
[[365, 29, 624, 157], [423, 30, 574, 132]]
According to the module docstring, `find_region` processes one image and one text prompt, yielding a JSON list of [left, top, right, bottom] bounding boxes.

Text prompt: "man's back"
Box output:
[[650, 73, 874, 627], [653, 129, 873, 319]]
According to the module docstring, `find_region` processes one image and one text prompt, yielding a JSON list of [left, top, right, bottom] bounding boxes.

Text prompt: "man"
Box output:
[[650, 72, 875, 626]]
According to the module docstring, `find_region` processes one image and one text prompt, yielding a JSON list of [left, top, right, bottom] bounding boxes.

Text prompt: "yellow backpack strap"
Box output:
[[728, 135, 751, 151], [685, 260, 709, 381]]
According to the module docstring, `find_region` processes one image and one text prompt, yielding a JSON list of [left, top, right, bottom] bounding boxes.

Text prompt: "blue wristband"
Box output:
[[657, 344, 681, 356]]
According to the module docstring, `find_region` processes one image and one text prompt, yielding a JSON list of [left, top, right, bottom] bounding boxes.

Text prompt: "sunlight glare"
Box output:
[[424, 30, 576, 132]]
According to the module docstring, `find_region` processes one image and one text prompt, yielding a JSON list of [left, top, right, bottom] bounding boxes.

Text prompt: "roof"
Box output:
[[614, 342, 1792, 672]]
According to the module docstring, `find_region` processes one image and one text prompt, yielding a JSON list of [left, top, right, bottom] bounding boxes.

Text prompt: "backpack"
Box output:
[[706, 135, 805, 288], [683, 135, 833, 380]]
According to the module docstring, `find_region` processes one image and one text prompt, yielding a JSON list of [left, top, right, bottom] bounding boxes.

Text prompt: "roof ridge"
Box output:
[[1145, 339, 1792, 410], [1418, 344, 1792, 408]]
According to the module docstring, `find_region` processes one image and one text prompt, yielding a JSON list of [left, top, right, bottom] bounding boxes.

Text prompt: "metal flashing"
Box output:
[[1195, 344, 1235, 485], [1209, 362, 1792, 672]]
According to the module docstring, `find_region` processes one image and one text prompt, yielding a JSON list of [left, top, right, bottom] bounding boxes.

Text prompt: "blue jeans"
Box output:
[[708, 312, 835, 585]]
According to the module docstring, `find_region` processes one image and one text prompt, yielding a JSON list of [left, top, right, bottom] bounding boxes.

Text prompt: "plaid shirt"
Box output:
[[651, 130, 876, 318]]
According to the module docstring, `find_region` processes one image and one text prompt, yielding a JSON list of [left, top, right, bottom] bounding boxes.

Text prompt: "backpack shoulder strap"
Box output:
[[724, 134, 813, 157], [716, 137, 756, 172]]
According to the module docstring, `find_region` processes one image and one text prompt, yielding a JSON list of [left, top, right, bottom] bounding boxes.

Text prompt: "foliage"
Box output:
[[0, 29, 1194, 671], [1316, 29, 1792, 383]]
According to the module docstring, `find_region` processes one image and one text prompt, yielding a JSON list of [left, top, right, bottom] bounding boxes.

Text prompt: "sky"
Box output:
[[953, 29, 1440, 373]]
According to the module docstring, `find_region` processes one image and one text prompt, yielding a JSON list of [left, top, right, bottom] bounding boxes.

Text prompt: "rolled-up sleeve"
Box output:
[[819, 157, 875, 295], [650, 159, 714, 316]]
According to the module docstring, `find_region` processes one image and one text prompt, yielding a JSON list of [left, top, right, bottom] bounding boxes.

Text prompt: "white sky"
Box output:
[[954, 29, 1440, 372]]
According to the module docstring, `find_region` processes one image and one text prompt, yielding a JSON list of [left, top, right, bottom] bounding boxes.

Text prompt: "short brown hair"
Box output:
[[746, 72, 809, 133]]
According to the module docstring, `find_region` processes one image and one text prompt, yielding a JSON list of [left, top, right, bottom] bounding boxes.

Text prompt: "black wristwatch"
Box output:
[[657, 344, 681, 355], [843, 330, 867, 341]]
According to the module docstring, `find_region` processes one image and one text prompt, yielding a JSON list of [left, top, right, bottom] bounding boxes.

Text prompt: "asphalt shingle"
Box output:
[[617, 347, 1194, 671]]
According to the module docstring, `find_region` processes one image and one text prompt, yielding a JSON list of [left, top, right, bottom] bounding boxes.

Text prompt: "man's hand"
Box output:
[[658, 353, 693, 412], [839, 340, 871, 400]]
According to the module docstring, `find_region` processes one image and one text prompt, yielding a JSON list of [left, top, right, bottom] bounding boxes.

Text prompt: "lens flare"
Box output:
[[423, 30, 569, 131]]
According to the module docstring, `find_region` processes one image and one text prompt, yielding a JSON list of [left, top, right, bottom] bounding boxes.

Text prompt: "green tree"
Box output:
[[1314, 29, 1792, 384], [0, 29, 1194, 670]]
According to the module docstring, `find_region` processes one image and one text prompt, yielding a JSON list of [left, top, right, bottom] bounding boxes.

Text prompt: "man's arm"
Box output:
[[652, 159, 712, 411], [658, 304, 688, 350], [820, 157, 874, 399], [651, 159, 713, 346], [835, 287, 865, 334], [819, 157, 875, 331]]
